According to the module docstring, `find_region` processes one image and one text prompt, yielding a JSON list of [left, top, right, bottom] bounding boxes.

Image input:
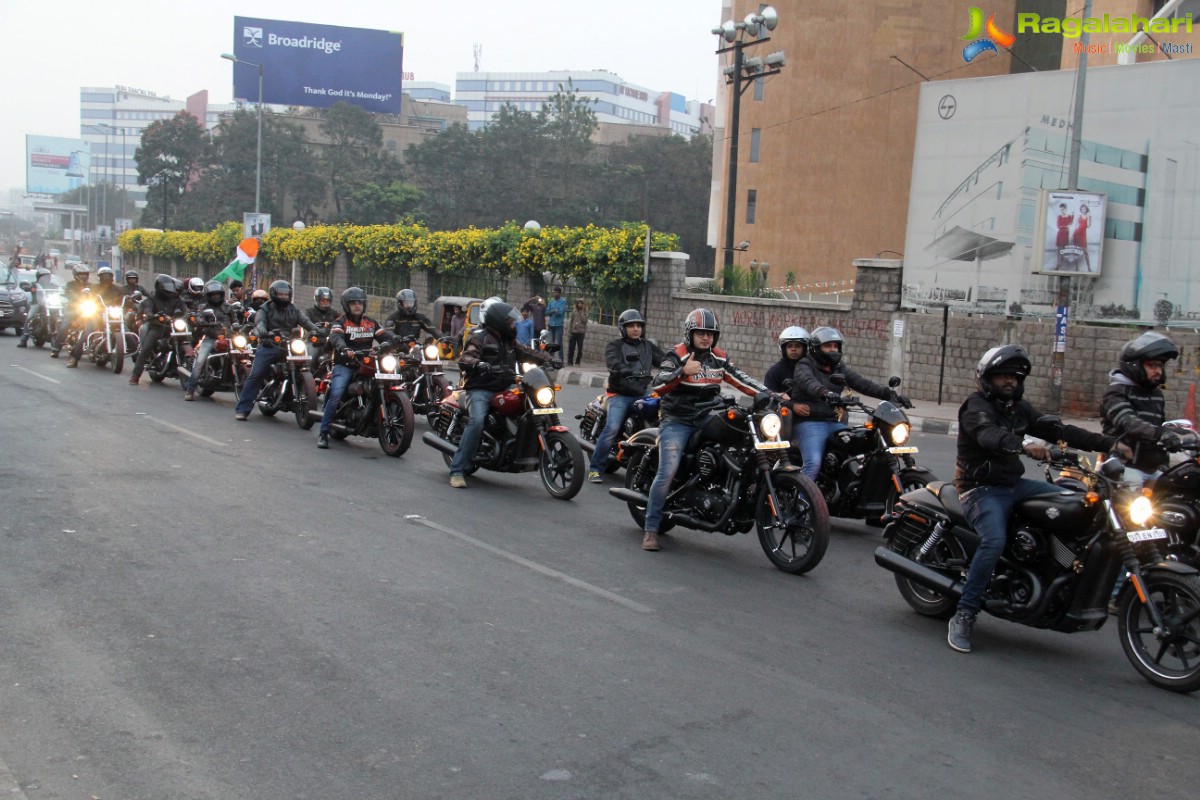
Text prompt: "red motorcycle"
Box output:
[[305, 343, 416, 456]]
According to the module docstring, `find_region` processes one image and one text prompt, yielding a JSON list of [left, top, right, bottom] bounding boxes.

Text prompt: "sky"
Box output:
[[0, 0, 727, 195]]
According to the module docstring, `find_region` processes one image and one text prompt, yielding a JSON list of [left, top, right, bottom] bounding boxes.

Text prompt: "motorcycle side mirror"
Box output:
[[830, 374, 847, 387], [888, 376, 902, 388]]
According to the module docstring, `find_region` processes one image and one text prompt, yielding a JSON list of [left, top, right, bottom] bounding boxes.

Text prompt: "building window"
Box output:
[[750, 128, 761, 163], [746, 189, 757, 224]]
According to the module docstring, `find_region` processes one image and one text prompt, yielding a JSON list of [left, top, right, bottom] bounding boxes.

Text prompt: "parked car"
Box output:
[[0, 264, 33, 333]]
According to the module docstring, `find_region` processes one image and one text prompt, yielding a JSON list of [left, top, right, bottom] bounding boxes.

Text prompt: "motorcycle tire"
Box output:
[[378, 392, 416, 457], [621, 449, 674, 534], [294, 373, 317, 430], [200, 386, 216, 398], [889, 532, 964, 620], [1117, 570, 1200, 693], [111, 333, 125, 374], [148, 363, 167, 384], [257, 382, 282, 417], [540, 430, 585, 500], [755, 472, 830, 575], [876, 468, 937, 527]]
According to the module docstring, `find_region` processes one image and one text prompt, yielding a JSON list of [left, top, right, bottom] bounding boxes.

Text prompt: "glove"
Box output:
[[1182, 432, 1200, 451], [342, 349, 357, 361], [824, 391, 842, 405], [890, 391, 913, 409], [550, 359, 563, 371], [474, 362, 493, 379]]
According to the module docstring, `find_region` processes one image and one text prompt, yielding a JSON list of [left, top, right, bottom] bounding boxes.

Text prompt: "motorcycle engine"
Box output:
[[696, 446, 722, 480], [344, 396, 370, 430], [685, 487, 727, 522]]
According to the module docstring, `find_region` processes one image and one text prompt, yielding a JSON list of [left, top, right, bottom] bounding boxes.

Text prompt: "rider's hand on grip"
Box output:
[[824, 390, 842, 405], [343, 349, 356, 361], [890, 391, 913, 409], [1160, 431, 1183, 452]]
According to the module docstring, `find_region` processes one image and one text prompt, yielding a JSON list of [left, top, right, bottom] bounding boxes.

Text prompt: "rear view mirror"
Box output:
[[888, 376, 902, 388]]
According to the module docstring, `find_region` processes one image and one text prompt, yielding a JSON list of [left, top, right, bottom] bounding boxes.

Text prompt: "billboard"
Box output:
[[26, 135, 90, 195], [1038, 190, 1107, 276], [232, 17, 403, 113]]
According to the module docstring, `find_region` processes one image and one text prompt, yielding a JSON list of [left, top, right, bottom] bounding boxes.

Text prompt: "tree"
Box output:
[[59, 183, 141, 231], [134, 111, 211, 229], [403, 123, 488, 230], [342, 180, 424, 225], [319, 102, 391, 218], [536, 82, 599, 224]]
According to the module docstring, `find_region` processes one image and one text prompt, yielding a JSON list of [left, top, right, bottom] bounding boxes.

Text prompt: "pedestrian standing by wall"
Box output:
[[546, 286, 567, 349], [568, 300, 588, 365]]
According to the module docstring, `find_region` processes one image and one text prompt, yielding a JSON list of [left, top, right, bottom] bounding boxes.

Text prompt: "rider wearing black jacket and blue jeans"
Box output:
[[234, 280, 318, 420]]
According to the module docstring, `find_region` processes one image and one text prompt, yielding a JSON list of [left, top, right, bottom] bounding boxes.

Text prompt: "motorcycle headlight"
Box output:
[[424, 343, 440, 360], [1129, 494, 1155, 527], [172, 318, 188, 332], [534, 386, 555, 407], [106, 306, 122, 320], [890, 423, 911, 446], [521, 361, 538, 373], [759, 412, 783, 439], [47, 295, 63, 309], [380, 354, 399, 373], [80, 299, 99, 317], [289, 337, 307, 356], [232, 334, 249, 349]]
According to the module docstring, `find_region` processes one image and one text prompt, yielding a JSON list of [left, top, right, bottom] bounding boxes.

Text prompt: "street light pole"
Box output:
[[221, 53, 264, 213]]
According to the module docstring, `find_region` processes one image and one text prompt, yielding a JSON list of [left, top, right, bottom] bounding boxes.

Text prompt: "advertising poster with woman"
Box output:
[[1041, 190, 1106, 276]]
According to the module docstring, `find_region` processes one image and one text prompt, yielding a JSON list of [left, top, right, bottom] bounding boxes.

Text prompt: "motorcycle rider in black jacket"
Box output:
[[586, 309, 666, 482], [317, 287, 391, 449], [65, 266, 124, 367], [51, 263, 92, 358], [947, 344, 1122, 654], [17, 266, 55, 347], [385, 289, 443, 341], [306, 286, 338, 372], [183, 281, 237, 401], [234, 280, 318, 420], [129, 274, 189, 385]]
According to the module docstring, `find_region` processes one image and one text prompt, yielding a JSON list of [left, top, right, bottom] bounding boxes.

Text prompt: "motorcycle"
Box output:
[[422, 360, 586, 499], [875, 435, 1200, 693], [27, 287, 63, 347], [183, 322, 253, 400], [609, 393, 830, 574], [254, 329, 318, 427], [576, 391, 660, 473], [81, 295, 139, 374], [146, 311, 196, 385], [398, 335, 454, 422], [813, 376, 936, 525], [306, 342, 416, 456]]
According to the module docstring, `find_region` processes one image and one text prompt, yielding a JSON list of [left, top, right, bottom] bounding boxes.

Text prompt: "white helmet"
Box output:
[[778, 326, 810, 358]]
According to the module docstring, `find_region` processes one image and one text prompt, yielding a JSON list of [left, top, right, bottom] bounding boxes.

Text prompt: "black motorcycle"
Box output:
[[610, 393, 830, 574], [306, 343, 416, 456], [875, 438, 1200, 693], [254, 329, 318, 426], [814, 377, 935, 525], [577, 392, 660, 473], [1115, 422, 1200, 568], [183, 322, 253, 400], [81, 294, 138, 374], [398, 335, 454, 422], [146, 310, 195, 385], [26, 286, 63, 347]]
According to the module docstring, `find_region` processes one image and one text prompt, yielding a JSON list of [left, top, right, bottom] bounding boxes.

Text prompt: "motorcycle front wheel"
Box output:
[[540, 430, 585, 500], [110, 333, 125, 374], [294, 373, 317, 429], [378, 392, 415, 457], [756, 472, 830, 575], [621, 449, 674, 533], [877, 468, 937, 526], [1118, 571, 1200, 693]]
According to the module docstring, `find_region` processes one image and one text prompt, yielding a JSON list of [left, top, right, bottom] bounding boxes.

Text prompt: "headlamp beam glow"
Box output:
[[1129, 495, 1154, 527], [890, 423, 911, 445], [534, 386, 555, 406], [172, 318, 188, 332], [380, 354, 399, 373], [289, 338, 307, 356]]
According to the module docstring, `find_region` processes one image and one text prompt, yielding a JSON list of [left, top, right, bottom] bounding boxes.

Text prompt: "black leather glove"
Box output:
[[550, 359, 563, 370], [1160, 431, 1184, 451], [474, 362, 493, 379], [890, 391, 913, 409], [824, 391, 842, 405], [342, 348, 356, 361]]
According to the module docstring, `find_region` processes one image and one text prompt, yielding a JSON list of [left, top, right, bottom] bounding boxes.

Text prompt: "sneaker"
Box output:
[[642, 530, 660, 551], [235, 412, 248, 421], [947, 610, 976, 653], [50, 349, 60, 359], [317, 431, 330, 449], [184, 389, 195, 401], [587, 470, 603, 483], [449, 474, 467, 489], [65, 357, 78, 368], [128, 374, 140, 385], [16, 339, 27, 348]]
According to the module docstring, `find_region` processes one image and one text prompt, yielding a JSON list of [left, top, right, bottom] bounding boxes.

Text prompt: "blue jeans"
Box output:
[[958, 479, 1061, 615], [644, 418, 699, 534], [796, 420, 846, 481], [589, 394, 636, 473], [449, 388, 493, 476], [320, 364, 356, 433], [185, 337, 217, 391], [235, 345, 283, 415], [548, 325, 564, 348]]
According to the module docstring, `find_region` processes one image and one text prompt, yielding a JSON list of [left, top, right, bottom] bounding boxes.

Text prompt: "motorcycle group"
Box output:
[[19, 267, 1200, 693]]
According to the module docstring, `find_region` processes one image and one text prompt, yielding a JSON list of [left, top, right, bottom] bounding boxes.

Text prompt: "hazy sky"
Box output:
[[1, 0, 726, 193]]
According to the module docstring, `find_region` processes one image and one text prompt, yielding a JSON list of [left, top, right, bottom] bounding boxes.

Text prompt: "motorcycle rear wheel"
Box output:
[[540, 430, 585, 500], [756, 472, 830, 575], [890, 534, 964, 619], [1118, 571, 1200, 693], [294, 373, 317, 430], [877, 469, 937, 527], [621, 449, 674, 534], [111, 333, 125, 374], [378, 392, 415, 457]]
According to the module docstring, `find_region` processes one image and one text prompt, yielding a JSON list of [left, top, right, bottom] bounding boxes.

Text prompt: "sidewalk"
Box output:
[[554, 362, 1103, 436]]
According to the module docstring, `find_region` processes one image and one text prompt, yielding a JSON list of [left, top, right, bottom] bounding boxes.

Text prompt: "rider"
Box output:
[[791, 326, 910, 481], [448, 300, 552, 488], [586, 309, 666, 483], [243, 288, 269, 325], [183, 277, 206, 312], [122, 269, 141, 297], [129, 274, 189, 385], [183, 281, 237, 401], [385, 289, 442, 343], [1101, 332, 1198, 474], [307, 287, 338, 327], [17, 266, 55, 347], [948, 345, 1122, 654], [640, 308, 769, 552], [317, 287, 391, 449], [765, 326, 813, 428], [51, 263, 92, 358], [234, 280, 318, 421], [65, 266, 123, 367]]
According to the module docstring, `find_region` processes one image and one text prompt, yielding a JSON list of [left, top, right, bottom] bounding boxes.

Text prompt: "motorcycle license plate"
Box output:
[[888, 446, 920, 454], [532, 407, 563, 415], [374, 373, 402, 380], [1126, 528, 1168, 543], [755, 441, 790, 450]]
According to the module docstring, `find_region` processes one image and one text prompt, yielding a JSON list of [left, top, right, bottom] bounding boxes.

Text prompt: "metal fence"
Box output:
[[348, 262, 410, 299], [429, 272, 509, 301]]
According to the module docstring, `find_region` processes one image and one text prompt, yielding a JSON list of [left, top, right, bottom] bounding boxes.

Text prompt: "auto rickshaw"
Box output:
[[431, 295, 482, 356]]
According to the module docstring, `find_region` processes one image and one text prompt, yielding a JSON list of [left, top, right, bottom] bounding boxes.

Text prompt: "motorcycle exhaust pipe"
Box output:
[[873, 546, 964, 597], [421, 431, 458, 456], [579, 440, 595, 455], [609, 487, 648, 505]]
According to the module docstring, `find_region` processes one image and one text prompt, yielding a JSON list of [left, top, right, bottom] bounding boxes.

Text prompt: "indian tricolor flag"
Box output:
[[211, 237, 260, 283]]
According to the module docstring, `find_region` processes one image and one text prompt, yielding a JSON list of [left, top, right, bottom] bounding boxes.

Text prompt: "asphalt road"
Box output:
[[1, 342, 1197, 800]]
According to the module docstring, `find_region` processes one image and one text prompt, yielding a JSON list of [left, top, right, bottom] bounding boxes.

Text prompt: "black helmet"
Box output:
[[484, 300, 519, 340], [125, 269, 139, 284], [778, 325, 810, 359], [204, 280, 226, 305], [396, 288, 417, 313], [810, 327, 844, 366], [682, 307, 719, 348], [186, 276, 204, 296], [269, 279, 292, 307], [340, 286, 367, 315], [1118, 332, 1178, 388], [976, 344, 1032, 400], [154, 274, 178, 298], [314, 286, 333, 307], [617, 308, 645, 335]]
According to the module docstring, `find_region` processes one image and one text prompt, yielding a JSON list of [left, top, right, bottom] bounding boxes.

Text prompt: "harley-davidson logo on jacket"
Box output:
[[651, 342, 766, 424]]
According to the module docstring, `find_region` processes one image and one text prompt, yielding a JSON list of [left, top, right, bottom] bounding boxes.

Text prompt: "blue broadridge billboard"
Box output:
[[232, 17, 403, 113]]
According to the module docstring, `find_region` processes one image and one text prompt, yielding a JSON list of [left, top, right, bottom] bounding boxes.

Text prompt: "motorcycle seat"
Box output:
[[926, 481, 971, 528]]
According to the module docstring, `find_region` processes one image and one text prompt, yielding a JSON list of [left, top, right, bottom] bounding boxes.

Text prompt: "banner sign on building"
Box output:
[[232, 17, 403, 113], [1038, 190, 1107, 276], [26, 135, 90, 195]]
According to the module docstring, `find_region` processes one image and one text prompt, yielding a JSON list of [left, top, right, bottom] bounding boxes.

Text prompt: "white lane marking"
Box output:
[[410, 516, 653, 614], [143, 415, 228, 447], [9, 365, 61, 384]]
